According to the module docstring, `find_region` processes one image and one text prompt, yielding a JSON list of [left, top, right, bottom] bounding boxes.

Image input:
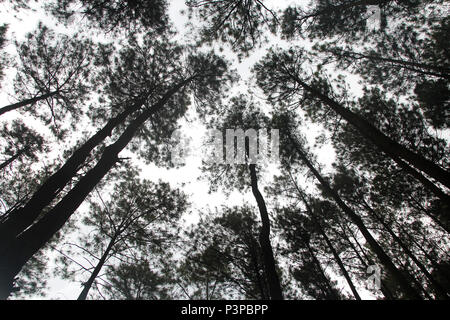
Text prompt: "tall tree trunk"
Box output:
[[408, 196, 450, 234], [362, 200, 449, 299], [289, 136, 422, 299], [0, 77, 195, 299], [248, 237, 269, 299], [391, 155, 450, 211], [288, 172, 361, 299], [389, 249, 432, 299], [311, 220, 356, 298], [317, 222, 361, 299], [248, 164, 283, 300], [331, 49, 450, 79], [303, 237, 340, 299], [0, 93, 148, 252], [0, 91, 60, 116], [338, 219, 395, 299], [287, 72, 450, 191], [404, 229, 450, 283], [77, 236, 116, 300]]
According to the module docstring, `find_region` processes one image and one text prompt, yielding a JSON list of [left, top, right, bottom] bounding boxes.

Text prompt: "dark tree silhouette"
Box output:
[[186, 0, 277, 54], [0, 33, 232, 298], [177, 205, 273, 299], [53, 168, 188, 300], [48, 0, 168, 34], [0, 119, 45, 171], [254, 49, 450, 192], [0, 0, 447, 301], [271, 110, 422, 299], [0, 24, 95, 133], [280, 0, 435, 41], [200, 96, 283, 300]]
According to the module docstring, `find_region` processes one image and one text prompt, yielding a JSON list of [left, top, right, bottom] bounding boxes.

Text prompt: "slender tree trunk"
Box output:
[[77, 236, 116, 300], [405, 230, 450, 281], [303, 238, 340, 299], [248, 164, 283, 300], [0, 94, 150, 251], [288, 72, 450, 191], [333, 49, 450, 79], [288, 172, 361, 299], [205, 276, 209, 300], [0, 91, 60, 116], [289, 136, 422, 299], [411, 237, 450, 285], [339, 220, 395, 299], [390, 249, 432, 299], [363, 200, 449, 299], [0, 150, 24, 171], [392, 155, 450, 211], [0, 77, 195, 299], [248, 237, 268, 299], [316, 218, 361, 299], [408, 196, 450, 234], [342, 224, 395, 300]]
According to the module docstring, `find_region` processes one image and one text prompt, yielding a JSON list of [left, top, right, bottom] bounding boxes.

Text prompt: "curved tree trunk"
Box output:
[[248, 164, 283, 300], [247, 237, 269, 299]]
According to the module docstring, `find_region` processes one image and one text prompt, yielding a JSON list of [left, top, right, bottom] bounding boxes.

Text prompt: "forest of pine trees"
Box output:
[[0, 0, 448, 300]]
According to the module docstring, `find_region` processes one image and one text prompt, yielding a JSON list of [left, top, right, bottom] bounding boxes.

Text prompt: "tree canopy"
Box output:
[[0, 0, 448, 301]]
